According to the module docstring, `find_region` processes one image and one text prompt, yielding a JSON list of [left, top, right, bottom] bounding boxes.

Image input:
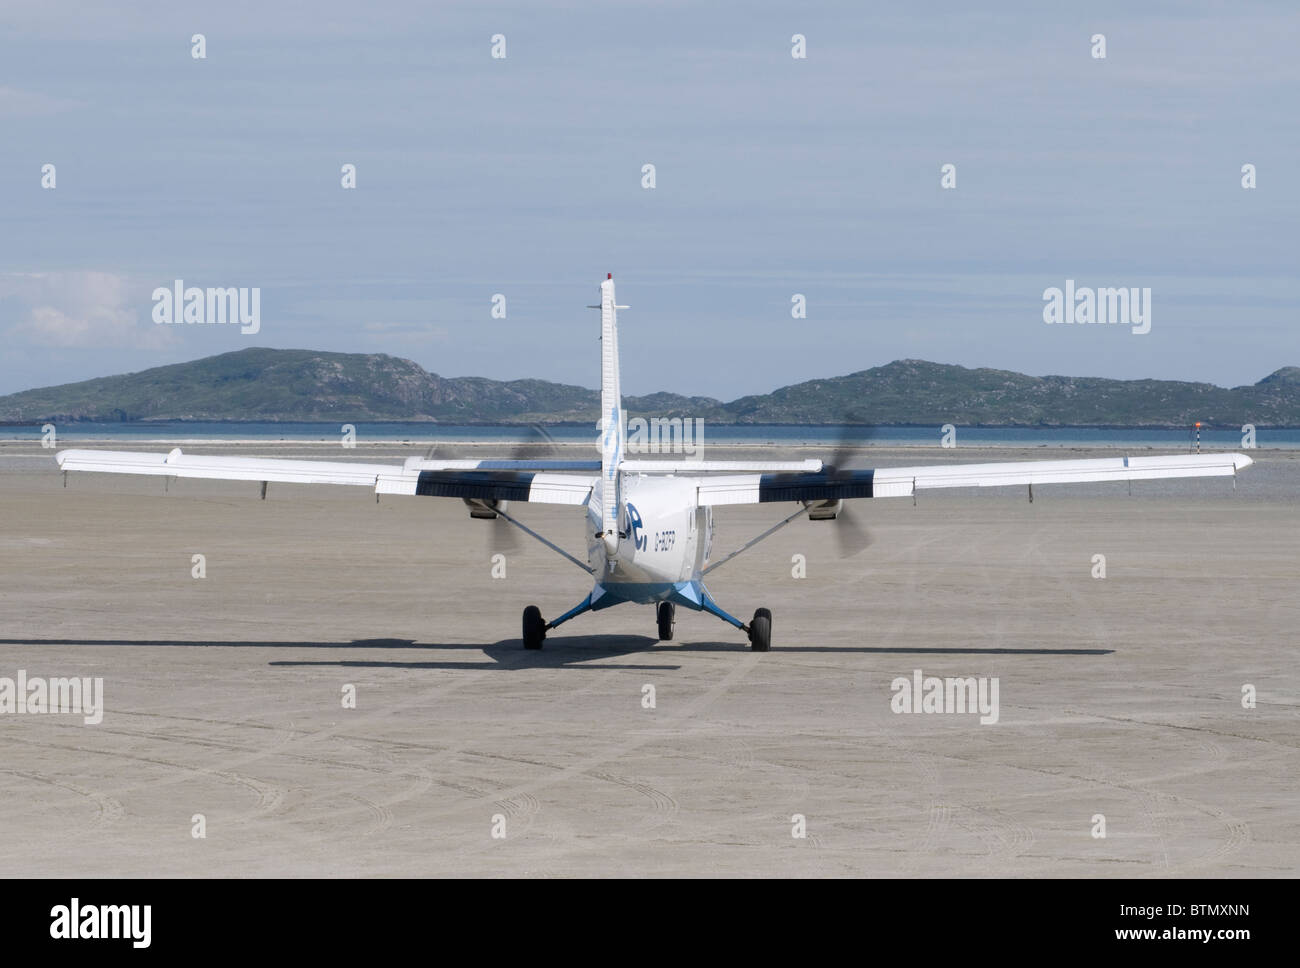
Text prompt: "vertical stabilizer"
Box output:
[[597, 274, 625, 556]]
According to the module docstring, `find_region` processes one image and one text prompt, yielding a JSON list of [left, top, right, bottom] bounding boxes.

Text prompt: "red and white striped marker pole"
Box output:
[[1195, 421, 1201, 454]]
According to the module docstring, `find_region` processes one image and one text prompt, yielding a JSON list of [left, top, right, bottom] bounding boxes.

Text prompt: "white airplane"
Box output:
[[57, 274, 1254, 651]]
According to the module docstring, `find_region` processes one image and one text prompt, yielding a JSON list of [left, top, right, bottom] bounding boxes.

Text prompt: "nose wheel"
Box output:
[[748, 607, 771, 651], [656, 601, 675, 641]]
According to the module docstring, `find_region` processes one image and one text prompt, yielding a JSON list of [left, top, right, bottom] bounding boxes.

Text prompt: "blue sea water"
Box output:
[[4, 421, 1296, 449]]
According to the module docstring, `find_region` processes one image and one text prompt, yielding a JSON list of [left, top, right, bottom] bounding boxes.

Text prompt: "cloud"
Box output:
[[1, 271, 173, 349]]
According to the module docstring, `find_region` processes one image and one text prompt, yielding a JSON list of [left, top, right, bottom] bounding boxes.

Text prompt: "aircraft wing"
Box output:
[[695, 453, 1255, 506], [54, 449, 596, 506]]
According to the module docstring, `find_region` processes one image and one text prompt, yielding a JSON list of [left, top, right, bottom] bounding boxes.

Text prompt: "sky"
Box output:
[[1, 0, 1297, 400]]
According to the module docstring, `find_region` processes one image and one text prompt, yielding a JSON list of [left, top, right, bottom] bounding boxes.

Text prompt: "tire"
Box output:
[[657, 601, 675, 641], [749, 607, 772, 652], [522, 605, 546, 650]]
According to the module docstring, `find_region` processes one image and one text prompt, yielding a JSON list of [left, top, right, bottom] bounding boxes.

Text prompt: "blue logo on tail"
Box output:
[[627, 502, 646, 551], [604, 405, 621, 479]]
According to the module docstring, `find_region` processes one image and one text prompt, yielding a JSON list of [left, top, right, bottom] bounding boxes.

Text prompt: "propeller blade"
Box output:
[[490, 513, 519, 554], [488, 424, 559, 556], [825, 411, 877, 556], [835, 503, 872, 557], [827, 409, 877, 471]]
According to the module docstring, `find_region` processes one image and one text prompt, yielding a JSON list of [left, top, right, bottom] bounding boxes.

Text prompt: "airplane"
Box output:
[[55, 273, 1255, 651]]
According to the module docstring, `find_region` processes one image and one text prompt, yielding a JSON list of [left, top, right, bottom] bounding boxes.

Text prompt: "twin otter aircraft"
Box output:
[[57, 274, 1254, 651]]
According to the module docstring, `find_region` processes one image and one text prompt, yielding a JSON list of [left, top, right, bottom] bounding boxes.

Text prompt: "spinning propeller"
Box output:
[[821, 413, 878, 557]]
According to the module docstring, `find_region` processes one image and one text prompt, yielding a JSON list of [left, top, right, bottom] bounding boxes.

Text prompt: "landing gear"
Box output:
[[656, 601, 675, 641], [522, 605, 546, 650], [748, 607, 771, 652]]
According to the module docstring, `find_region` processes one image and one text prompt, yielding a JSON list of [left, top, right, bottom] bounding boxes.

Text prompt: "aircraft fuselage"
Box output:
[[586, 475, 713, 603]]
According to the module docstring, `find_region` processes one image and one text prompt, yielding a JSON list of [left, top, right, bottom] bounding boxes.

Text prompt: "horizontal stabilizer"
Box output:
[[402, 458, 601, 472], [620, 459, 821, 474]]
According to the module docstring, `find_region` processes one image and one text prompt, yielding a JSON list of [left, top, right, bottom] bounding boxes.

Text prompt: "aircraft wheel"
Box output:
[[522, 605, 546, 650], [656, 601, 675, 641], [749, 608, 772, 652]]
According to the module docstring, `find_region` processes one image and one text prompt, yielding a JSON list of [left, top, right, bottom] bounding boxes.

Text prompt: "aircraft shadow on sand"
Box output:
[[0, 636, 1112, 673]]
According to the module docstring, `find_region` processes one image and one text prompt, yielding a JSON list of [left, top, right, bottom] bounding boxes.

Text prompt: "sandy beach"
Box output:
[[0, 440, 1296, 876]]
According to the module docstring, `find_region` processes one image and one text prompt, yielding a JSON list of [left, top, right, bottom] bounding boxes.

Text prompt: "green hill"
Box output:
[[1, 348, 1296, 427]]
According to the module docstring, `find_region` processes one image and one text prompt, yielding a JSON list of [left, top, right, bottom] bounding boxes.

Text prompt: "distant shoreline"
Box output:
[[3, 419, 1298, 430]]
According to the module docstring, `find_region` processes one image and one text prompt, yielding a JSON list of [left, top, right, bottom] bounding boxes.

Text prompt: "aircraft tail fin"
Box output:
[[596, 273, 626, 555]]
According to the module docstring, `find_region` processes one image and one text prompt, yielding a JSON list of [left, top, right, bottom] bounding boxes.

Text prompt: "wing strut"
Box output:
[[701, 504, 808, 576], [490, 503, 595, 575]]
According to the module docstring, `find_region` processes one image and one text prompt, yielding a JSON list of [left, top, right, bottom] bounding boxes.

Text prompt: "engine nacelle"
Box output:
[[804, 499, 842, 521], [464, 498, 507, 520]]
